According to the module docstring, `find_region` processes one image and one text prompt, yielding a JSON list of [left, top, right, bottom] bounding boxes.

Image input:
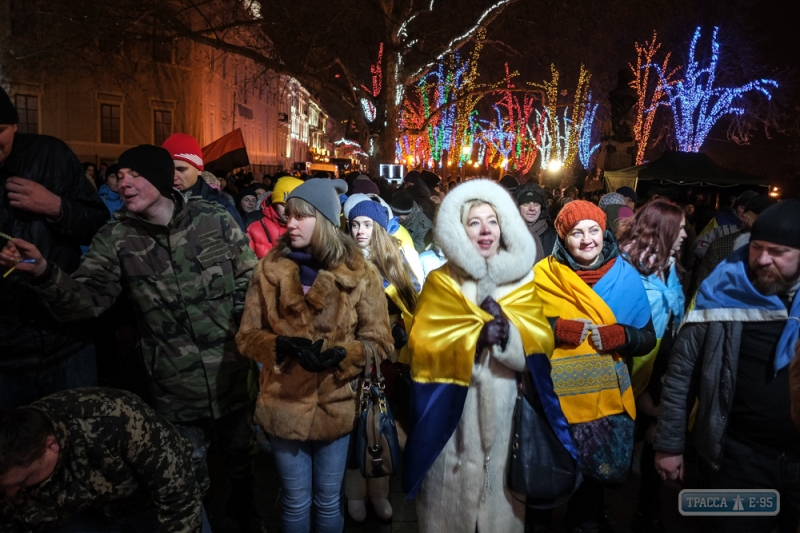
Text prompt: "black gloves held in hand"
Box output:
[[391, 323, 408, 349], [274, 336, 346, 372], [476, 296, 509, 354]]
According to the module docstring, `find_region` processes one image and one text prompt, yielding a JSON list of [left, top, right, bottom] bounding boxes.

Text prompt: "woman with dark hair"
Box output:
[[616, 199, 687, 532], [236, 179, 394, 533], [533, 200, 656, 532], [345, 198, 420, 521]]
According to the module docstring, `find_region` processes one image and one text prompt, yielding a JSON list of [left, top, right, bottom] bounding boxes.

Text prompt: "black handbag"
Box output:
[[355, 341, 402, 478], [508, 370, 582, 508]]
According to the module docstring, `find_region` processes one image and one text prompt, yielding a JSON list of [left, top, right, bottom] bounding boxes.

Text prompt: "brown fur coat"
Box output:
[[236, 249, 393, 441]]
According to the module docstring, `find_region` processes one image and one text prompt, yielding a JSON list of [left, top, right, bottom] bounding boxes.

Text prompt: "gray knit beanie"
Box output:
[[287, 179, 348, 225]]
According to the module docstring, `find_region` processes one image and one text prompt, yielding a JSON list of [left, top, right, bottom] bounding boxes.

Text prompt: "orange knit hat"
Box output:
[[554, 200, 607, 239]]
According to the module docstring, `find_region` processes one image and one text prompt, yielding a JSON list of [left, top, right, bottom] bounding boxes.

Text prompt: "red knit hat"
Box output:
[[554, 200, 607, 239], [161, 133, 204, 171]]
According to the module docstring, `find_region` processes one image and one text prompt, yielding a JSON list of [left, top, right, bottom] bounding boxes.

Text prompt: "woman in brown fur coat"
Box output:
[[236, 179, 394, 533]]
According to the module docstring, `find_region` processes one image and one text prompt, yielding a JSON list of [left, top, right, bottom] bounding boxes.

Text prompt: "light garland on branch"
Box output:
[[654, 26, 777, 152], [629, 31, 680, 164]]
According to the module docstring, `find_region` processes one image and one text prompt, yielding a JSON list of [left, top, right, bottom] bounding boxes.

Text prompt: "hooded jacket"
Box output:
[[246, 202, 285, 259], [98, 183, 125, 219], [236, 242, 394, 441], [0, 133, 109, 369], [411, 179, 540, 533]]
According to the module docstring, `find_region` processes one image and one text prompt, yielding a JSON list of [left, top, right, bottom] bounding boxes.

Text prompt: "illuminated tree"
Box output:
[[528, 64, 593, 169], [629, 31, 680, 164], [656, 26, 778, 152]]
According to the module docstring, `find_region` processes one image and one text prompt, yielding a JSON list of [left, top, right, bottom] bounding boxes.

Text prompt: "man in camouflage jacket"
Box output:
[[0, 387, 204, 532], [0, 145, 266, 533]]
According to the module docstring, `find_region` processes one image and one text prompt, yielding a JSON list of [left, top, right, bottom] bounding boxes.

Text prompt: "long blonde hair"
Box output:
[[368, 224, 418, 313], [269, 197, 362, 270]]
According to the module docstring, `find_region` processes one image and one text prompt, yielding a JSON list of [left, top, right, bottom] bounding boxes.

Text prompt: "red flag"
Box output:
[[202, 129, 250, 175]]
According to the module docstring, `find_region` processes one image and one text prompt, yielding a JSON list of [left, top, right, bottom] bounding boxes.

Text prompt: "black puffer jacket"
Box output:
[[0, 133, 109, 369]]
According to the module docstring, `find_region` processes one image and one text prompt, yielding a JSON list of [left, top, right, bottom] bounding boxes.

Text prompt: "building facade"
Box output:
[[0, 3, 333, 174]]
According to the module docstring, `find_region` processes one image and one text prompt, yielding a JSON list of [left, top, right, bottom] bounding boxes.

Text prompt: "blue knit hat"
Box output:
[[349, 199, 389, 230]]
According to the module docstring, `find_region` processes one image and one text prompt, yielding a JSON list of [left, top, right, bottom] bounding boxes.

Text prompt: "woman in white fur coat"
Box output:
[[403, 179, 552, 533]]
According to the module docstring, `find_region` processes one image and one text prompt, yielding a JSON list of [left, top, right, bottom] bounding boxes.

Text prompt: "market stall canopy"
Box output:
[[604, 151, 768, 191], [202, 129, 250, 175]]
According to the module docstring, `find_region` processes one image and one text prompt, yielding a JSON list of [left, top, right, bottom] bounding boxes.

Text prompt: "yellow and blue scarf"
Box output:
[[533, 255, 651, 424]]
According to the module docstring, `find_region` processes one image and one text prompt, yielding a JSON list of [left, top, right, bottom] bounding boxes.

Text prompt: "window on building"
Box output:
[[154, 110, 172, 145], [101, 104, 121, 144], [14, 94, 39, 134]]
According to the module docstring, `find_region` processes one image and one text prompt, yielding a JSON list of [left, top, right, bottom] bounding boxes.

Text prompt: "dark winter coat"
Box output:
[[653, 321, 741, 469], [0, 133, 109, 369], [187, 175, 245, 230]]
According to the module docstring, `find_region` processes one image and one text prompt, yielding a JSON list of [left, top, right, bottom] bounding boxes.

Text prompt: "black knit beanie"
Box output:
[[0, 86, 19, 125], [750, 199, 800, 249], [117, 145, 175, 198]]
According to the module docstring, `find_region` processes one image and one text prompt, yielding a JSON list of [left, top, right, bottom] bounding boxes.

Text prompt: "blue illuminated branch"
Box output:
[[654, 26, 778, 152], [578, 94, 600, 168]]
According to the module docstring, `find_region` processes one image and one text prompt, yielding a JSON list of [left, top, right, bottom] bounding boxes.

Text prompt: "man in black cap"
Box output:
[[0, 144, 267, 533], [390, 191, 432, 253], [655, 200, 800, 533], [0, 86, 109, 409], [514, 181, 557, 262]]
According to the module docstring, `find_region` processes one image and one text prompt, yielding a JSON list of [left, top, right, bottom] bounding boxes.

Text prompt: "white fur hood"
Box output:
[[434, 179, 536, 292]]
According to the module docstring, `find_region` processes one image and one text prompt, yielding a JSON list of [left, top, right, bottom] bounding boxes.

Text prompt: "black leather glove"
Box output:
[[275, 336, 313, 364], [318, 347, 346, 369], [291, 339, 326, 372], [480, 296, 504, 319], [391, 323, 408, 349], [476, 316, 510, 354]]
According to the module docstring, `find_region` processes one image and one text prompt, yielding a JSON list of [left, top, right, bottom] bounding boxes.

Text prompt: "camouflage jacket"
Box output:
[[0, 388, 202, 533], [31, 194, 258, 422]]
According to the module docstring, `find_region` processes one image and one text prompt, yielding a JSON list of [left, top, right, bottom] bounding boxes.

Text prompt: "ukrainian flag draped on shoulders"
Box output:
[[533, 254, 651, 425], [687, 246, 800, 374], [401, 265, 554, 497]]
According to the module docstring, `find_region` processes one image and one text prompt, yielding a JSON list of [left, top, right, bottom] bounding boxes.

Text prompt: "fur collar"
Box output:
[[263, 253, 364, 312], [435, 179, 536, 299]]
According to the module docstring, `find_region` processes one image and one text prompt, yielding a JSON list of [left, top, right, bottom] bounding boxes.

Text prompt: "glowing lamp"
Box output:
[[548, 160, 563, 172]]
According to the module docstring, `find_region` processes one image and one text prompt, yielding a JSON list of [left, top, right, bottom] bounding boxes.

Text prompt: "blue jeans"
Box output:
[[0, 343, 97, 408], [51, 506, 211, 532], [268, 433, 351, 533]]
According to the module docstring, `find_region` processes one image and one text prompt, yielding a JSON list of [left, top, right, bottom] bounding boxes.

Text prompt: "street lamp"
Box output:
[[547, 159, 563, 172]]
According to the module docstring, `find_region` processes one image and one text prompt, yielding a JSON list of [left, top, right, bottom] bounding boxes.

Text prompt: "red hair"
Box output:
[[617, 199, 684, 276]]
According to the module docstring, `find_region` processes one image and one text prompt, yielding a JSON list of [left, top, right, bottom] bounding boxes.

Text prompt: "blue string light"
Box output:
[[578, 93, 600, 168], [655, 26, 778, 152]]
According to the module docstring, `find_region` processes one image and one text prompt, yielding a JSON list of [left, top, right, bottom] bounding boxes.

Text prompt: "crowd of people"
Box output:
[[2, 84, 800, 533]]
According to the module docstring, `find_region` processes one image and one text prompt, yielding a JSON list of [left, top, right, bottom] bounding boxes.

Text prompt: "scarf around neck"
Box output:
[[286, 251, 321, 287]]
